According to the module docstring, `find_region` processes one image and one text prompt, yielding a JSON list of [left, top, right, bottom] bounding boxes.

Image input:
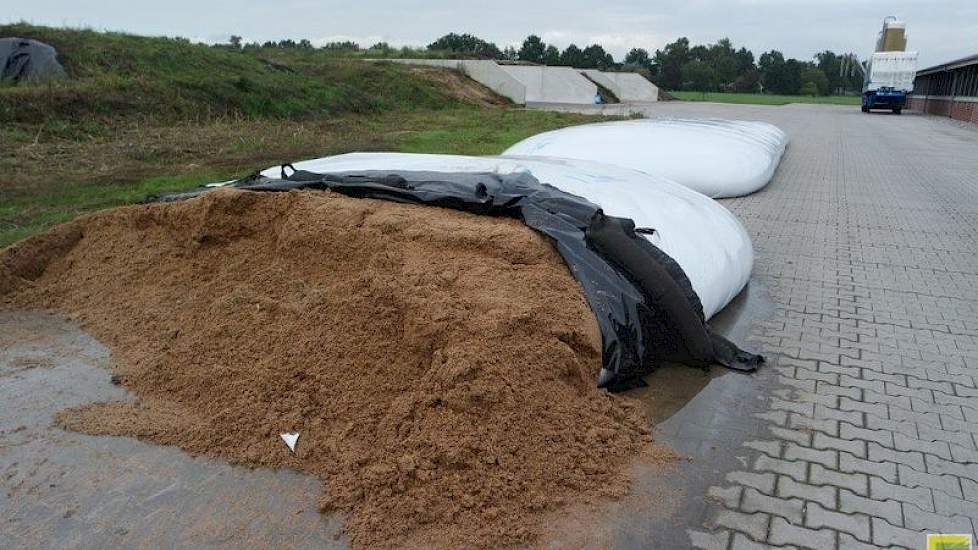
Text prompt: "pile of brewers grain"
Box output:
[[1, 188, 660, 548]]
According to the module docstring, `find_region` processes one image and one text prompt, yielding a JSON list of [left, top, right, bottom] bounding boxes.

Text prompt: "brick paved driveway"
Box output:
[[638, 103, 978, 549]]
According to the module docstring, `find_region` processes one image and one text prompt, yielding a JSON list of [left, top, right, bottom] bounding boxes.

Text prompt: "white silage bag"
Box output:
[[260, 153, 753, 318], [503, 119, 788, 198]]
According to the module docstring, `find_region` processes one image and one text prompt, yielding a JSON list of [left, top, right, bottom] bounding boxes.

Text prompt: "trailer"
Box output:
[[863, 51, 918, 114]]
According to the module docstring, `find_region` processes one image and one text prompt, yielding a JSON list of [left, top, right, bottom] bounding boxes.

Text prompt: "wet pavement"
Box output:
[[3, 102, 978, 549], [0, 311, 345, 549]]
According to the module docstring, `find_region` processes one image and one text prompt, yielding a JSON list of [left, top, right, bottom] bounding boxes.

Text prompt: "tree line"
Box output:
[[223, 32, 865, 95]]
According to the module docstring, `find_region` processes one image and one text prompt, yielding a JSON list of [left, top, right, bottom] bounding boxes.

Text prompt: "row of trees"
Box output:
[[651, 37, 863, 95], [428, 33, 617, 69], [223, 33, 865, 95]]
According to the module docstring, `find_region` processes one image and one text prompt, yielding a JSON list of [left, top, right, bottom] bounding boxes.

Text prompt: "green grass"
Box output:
[[671, 91, 861, 106], [1, 174, 223, 247], [1, 109, 606, 248], [393, 109, 599, 156], [0, 25, 615, 248], [0, 23, 469, 129]]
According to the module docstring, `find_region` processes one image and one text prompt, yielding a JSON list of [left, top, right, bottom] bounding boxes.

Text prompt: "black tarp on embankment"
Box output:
[[0, 37, 65, 83], [159, 169, 762, 387]]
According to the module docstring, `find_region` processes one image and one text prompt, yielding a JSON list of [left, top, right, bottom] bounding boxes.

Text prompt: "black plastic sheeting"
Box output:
[[159, 168, 763, 387], [0, 37, 65, 83]]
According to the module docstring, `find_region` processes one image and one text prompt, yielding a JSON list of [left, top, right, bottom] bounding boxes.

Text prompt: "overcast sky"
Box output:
[[7, 1, 976, 68]]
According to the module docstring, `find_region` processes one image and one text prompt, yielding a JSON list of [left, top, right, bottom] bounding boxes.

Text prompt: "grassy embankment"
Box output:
[[671, 91, 861, 106], [1, 24, 606, 247]]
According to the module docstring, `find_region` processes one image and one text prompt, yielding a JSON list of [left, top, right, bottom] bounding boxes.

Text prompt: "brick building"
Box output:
[[908, 53, 978, 123]]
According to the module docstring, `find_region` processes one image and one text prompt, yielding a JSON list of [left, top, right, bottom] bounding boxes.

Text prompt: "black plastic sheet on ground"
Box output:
[[159, 168, 763, 387]]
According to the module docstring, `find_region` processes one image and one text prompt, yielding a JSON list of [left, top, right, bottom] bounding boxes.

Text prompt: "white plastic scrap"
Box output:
[[502, 118, 789, 198], [259, 153, 753, 319], [280, 432, 300, 453]]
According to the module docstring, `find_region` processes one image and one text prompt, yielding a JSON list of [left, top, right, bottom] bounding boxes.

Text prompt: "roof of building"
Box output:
[[917, 52, 978, 76]]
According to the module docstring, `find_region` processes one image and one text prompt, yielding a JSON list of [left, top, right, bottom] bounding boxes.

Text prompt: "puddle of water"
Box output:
[[624, 281, 775, 425], [626, 364, 726, 424], [0, 310, 345, 549]]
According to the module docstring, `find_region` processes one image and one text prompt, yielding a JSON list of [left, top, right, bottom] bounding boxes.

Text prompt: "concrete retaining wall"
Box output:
[[497, 65, 597, 105], [388, 60, 659, 106], [581, 70, 658, 102], [387, 59, 526, 104]]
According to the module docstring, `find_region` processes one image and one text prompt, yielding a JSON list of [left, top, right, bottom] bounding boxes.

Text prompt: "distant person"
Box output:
[[593, 92, 602, 105]]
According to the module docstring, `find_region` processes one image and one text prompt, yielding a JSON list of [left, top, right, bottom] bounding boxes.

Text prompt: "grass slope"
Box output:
[[671, 91, 861, 106], [1, 25, 608, 247], [0, 23, 473, 130]]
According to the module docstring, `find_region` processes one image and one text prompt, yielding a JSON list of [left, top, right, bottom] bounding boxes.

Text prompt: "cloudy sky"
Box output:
[[7, 0, 976, 68]]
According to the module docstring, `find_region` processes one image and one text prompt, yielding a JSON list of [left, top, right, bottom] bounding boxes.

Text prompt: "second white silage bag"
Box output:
[[503, 118, 788, 198]]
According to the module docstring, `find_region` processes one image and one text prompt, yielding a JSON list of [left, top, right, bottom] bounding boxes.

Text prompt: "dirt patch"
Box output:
[[2, 189, 666, 548], [408, 66, 510, 107]]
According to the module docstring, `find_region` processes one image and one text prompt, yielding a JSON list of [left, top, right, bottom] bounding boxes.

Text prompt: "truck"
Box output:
[[862, 51, 918, 114], [862, 17, 918, 114]]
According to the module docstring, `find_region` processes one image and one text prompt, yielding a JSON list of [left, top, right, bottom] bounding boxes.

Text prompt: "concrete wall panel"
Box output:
[[498, 65, 597, 104], [581, 70, 659, 102]]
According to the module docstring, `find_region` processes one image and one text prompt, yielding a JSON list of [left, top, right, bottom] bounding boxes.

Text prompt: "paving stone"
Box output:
[[838, 374, 884, 395], [784, 443, 837, 469], [655, 104, 978, 550], [838, 397, 888, 421], [889, 405, 942, 429], [839, 451, 898, 483], [864, 414, 917, 438], [742, 488, 805, 524], [840, 422, 895, 448], [778, 476, 837, 509], [872, 517, 924, 549], [867, 442, 925, 471], [755, 455, 807, 482], [813, 432, 866, 458], [727, 471, 779, 494], [926, 454, 978, 484], [933, 490, 978, 518], [949, 442, 978, 463], [817, 381, 862, 401], [919, 422, 977, 450], [863, 389, 911, 410], [913, 397, 965, 421], [789, 413, 839, 436], [805, 503, 871, 542], [962, 478, 978, 502], [811, 464, 868, 496], [902, 503, 975, 533], [898, 464, 964, 498], [770, 427, 813, 447], [754, 410, 789, 426], [870, 477, 934, 512], [771, 397, 816, 416], [769, 516, 836, 549], [815, 404, 863, 427], [712, 509, 770, 542], [839, 489, 903, 526], [894, 433, 952, 459], [837, 532, 883, 550]]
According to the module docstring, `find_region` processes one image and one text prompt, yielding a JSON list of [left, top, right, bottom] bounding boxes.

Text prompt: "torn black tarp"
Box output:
[[158, 169, 763, 387]]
